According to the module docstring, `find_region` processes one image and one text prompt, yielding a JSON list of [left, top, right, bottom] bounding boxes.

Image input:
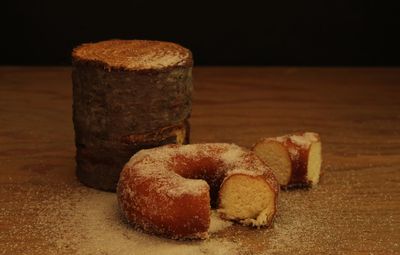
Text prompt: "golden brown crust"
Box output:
[[117, 167, 210, 240], [282, 139, 309, 188], [117, 143, 278, 239], [284, 132, 321, 188], [72, 39, 193, 72]]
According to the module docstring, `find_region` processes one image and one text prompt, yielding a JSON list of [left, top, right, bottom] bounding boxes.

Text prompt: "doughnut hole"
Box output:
[[307, 141, 322, 185], [171, 155, 226, 208], [253, 140, 292, 186], [218, 174, 276, 227]]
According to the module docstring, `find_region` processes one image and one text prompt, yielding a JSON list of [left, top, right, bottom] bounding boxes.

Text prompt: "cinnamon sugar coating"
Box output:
[[72, 40, 192, 71]]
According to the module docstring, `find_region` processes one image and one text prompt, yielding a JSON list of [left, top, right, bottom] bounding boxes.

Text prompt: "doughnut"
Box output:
[[252, 132, 322, 188], [117, 143, 279, 239]]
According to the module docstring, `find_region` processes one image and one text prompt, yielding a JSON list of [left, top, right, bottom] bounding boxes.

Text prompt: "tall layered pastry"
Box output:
[[72, 40, 193, 191]]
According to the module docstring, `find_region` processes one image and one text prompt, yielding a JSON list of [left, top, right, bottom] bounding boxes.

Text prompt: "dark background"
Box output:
[[3, 1, 399, 66]]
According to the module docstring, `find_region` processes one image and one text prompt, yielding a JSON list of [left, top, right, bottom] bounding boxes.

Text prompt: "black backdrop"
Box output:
[[3, 1, 399, 66]]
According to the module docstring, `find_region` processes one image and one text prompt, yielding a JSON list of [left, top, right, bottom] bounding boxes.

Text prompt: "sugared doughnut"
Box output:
[[117, 143, 279, 239], [252, 132, 322, 188]]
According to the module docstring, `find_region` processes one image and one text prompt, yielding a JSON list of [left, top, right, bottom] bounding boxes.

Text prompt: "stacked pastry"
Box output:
[[72, 40, 193, 191]]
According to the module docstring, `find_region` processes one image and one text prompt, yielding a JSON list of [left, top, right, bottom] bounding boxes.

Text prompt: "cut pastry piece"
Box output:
[[252, 132, 322, 188], [218, 172, 277, 227]]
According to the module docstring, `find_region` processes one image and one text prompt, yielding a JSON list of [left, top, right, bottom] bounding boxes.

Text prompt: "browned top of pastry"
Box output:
[[72, 40, 193, 71]]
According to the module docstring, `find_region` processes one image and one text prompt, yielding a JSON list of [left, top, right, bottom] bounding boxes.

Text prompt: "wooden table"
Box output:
[[1, 67, 399, 254]]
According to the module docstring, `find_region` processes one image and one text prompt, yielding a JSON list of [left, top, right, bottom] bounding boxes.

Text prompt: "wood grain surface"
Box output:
[[1, 67, 399, 254]]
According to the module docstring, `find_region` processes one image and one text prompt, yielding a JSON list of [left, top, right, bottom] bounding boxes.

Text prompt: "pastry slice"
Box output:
[[252, 132, 322, 188]]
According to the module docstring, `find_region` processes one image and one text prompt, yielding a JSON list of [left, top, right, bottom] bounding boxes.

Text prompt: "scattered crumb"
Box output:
[[2, 166, 399, 254], [1, 185, 238, 255]]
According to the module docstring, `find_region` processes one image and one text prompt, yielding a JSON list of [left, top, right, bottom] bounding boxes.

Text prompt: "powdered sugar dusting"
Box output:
[[219, 144, 247, 167], [226, 168, 262, 177], [124, 143, 271, 199], [289, 132, 319, 148], [303, 132, 319, 142], [20, 187, 239, 255], [265, 132, 320, 149], [139, 51, 187, 69], [209, 211, 233, 233], [287, 146, 299, 159], [274, 136, 286, 143], [165, 178, 208, 198], [125, 145, 209, 198], [73, 40, 192, 71], [4, 166, 397, 254], [289, 135, 310, 147]]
